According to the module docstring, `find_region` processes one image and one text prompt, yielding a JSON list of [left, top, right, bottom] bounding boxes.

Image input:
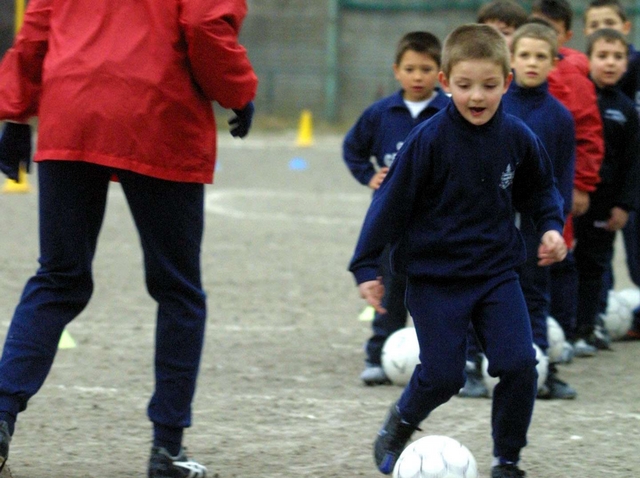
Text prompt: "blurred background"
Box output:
[[3, 0, 640, 129]]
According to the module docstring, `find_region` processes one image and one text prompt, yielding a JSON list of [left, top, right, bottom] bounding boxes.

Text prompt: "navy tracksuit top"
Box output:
[[349, 100, 565, 283], [502, 80, 576, 218], [342, 89, 451, 185], [591, 83, 640, 216]]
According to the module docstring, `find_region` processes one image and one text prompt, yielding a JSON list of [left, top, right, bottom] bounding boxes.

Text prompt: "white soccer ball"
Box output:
[[602, 289, 633, 340], [393, 435, 478, 478], [546, 316, 567, 363], [615, 287, 640, 312], [382, 327, 420, 386], [481, 343, 548, 395]]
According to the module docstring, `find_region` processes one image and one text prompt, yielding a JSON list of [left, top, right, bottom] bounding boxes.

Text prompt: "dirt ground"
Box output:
[[0, 132, 639, 477]]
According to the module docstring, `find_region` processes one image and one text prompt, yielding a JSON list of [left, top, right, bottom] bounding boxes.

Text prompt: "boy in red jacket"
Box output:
[[531, 0, 606, 356]]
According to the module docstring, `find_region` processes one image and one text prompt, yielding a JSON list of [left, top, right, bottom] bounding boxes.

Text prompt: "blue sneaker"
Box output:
[[373, 404, 419, 474]]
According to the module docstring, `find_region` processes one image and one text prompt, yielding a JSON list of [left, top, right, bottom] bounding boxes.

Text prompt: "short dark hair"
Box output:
[[477, 0, 528, 28], [586, 27, 629, 57], [586, 0, 628, 23], [395, 31, 442, 67], [531, 0, 574, 32]]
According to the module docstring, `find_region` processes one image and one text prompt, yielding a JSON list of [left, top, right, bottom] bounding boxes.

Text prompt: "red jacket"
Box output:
[[0, 0, 258, 183], [548, 48, 603, 194], [547, 47, 604, 247]]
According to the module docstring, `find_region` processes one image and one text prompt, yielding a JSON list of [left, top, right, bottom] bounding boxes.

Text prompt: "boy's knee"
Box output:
[[486, 351, 537, 378], [421, 369, 466, 396]]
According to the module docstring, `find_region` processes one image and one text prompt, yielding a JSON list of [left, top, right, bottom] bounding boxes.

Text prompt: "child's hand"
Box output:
[[358, 278, 387, 314], [537, 230, 567, 266], [606, 207, 628, 231], [571, 188, 590, 216], [368, 167, 389, 190]]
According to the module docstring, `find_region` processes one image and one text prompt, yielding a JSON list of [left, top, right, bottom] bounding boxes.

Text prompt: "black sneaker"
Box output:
[[491, 463, 526, 477], [0, 421, 10, 472], [537, 365, 577, 400], [148, 447, 207, 478], [374, 404, 420, 475], [587, 329, 612, 351]]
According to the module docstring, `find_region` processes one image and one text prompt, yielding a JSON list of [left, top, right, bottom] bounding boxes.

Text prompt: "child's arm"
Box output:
[[608, 101, 640, 231], [537, 230, 567, 266], [349, 126, 427, 292], [343, 110, 379, 186]]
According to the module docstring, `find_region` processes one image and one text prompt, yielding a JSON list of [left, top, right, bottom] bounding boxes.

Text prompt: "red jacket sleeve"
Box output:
[[180, 0, 258, 110], [0, 0, 51, 121]]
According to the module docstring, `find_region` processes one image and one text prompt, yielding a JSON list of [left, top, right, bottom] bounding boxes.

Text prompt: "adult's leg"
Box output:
[[0, 161, 110, 426], [118, 172, 206, 450]]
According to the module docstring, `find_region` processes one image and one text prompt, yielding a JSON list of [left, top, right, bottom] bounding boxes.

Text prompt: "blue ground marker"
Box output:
[[289, 157, 308, 171]]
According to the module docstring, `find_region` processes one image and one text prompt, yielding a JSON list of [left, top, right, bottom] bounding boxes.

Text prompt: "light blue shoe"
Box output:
[[360, 363, 391, 386]]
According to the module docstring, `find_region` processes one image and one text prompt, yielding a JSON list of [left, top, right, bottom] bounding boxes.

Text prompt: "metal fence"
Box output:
[[4, 1, 640, 125]]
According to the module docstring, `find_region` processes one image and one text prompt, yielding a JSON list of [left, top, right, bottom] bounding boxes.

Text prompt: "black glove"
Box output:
[[0, 122, 32, 181], [228, 101, 254, 138]]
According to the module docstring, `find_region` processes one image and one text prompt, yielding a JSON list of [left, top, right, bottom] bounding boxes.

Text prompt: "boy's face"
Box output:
[[530, 13, 572, 47], [584, 6, 631, 36], [482, 20, 517, 48], [393, 50, 440, 102], [439, 59, 511, 126], [511, 37, 557, 88], [589, 38, 628, 88]]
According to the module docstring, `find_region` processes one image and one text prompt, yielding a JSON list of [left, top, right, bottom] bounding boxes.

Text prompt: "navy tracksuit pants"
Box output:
[[397, 270, 537, 463], [0, 161, 206, 436]]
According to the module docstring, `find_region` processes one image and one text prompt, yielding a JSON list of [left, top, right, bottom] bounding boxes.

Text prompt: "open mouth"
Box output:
[[469, 107, 485, 115]]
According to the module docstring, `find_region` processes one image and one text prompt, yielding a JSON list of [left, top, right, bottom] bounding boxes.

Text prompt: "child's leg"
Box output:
[[549, 251, 578, 342], [396, 277, 477, 425], [373, 276, 473, 474], [622, 211, 640, 286], [573, 218, 615, 344], [473, 271, 537, 465]]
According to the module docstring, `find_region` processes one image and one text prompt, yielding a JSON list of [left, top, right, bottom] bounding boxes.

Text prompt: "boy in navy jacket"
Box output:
[[584, 0, 640, 338], [461, 21, 578, 400], [574, 29, 640, 347], [342, 31, 449, 385], [349, 24, 567, 478]]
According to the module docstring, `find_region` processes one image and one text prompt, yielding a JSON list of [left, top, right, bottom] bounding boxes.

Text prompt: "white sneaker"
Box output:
[[360, 364, 391, 385], [573, 339, 597, 358]]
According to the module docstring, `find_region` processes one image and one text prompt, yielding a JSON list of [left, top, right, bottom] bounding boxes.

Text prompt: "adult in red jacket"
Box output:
[[0, 0, 257, 476]]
